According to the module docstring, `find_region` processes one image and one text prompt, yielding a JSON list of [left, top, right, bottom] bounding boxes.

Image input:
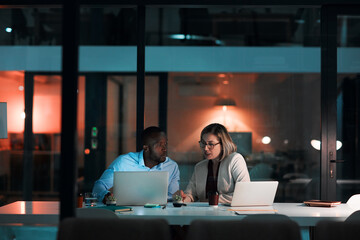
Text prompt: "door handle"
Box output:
[[329, 152, 345, 178], [330, 159, 345, 163]]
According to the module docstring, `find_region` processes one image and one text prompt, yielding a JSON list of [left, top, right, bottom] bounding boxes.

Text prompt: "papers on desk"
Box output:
[[94, 205, 133, 212], [186, 202, 211, 207], [227, 206, 277, 215]]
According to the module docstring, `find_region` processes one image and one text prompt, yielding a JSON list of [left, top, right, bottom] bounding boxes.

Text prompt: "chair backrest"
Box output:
[[186, 214, 301, 240], [346, 210, 360, 222], [76, 208, 118, 218], [347, 194, 360, 210], [316, 220, 360, 240], [57, 218, 171, 240]]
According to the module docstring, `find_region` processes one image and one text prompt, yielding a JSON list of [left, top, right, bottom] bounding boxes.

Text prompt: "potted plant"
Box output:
[[106, 195, 116, 206]]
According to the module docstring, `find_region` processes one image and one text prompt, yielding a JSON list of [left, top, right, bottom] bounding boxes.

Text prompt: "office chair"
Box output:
[[316, 207, 360, 240], [346, 210, 360, 222], [57, 218, 171, 240], [347, 194, 360, 210], [186, 214, 301, 240], [315, 220, 360, 240]]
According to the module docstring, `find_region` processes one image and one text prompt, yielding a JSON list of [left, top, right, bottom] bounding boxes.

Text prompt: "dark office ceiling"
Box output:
[[0, 7, 323, 46], [0, 5, 359, 47], [1, 0, 360, 5]]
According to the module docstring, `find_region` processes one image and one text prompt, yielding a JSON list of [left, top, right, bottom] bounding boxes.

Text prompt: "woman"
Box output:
[[174, 123, 250, 204]]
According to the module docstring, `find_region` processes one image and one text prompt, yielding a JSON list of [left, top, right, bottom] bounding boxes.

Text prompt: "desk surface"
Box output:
[[0, 201, 59, 225], [0, 201, 357, 226]]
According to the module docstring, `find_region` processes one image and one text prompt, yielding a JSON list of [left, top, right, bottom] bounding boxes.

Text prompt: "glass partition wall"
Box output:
[[166, 72, 320, 201], [1, 3, 360, 211], [78, 6, 138, 193], [146, 6, 322, 201], [336, 14, 360, 202], [0, 71, 25, 204], [0, 6, 63, 204]]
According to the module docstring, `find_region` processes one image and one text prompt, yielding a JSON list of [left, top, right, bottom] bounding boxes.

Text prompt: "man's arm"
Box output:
[[167, 164, 180, 198], [92, 168, 115, 202]]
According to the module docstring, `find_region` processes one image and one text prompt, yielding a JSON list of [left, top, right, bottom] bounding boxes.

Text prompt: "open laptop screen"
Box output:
[[113, 171, 168, 206], [231, 181, 278, 207]]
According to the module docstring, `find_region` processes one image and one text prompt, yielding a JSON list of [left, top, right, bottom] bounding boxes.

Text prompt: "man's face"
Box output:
[[148, 133, 168, 163]]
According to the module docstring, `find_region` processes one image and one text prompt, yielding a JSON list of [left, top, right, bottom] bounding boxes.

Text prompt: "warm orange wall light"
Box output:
[[33, 95, 61, 133], [6, 94, 25, 133], [0, 71, 25, 133], [214, 97, 236, 128], [0, 71, 63, 134]]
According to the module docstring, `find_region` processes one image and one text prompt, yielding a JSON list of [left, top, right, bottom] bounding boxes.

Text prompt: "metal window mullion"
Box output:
[[23, 72, 34, 201], [136, 5, 146, 151], [159, 73, 168, 133], [320, 5, 337, 200], [60, 1, 80, 220]]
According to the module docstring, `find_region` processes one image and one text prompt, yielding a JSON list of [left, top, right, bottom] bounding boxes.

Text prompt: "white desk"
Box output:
[[0, 201, 357, 227], [117, 202, 356, 226], [0, 201, 59, 225]]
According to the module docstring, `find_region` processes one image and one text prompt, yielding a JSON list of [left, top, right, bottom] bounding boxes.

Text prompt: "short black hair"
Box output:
[[141, 126, 164, 146]]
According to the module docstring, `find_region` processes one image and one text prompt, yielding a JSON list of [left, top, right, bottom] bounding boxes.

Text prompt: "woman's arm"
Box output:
[[183, 170, 198, 202], [218, 153, 250, 204]]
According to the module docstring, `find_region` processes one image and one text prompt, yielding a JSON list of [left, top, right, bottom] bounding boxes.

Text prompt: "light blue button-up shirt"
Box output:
[[92, 150, 180, 201]]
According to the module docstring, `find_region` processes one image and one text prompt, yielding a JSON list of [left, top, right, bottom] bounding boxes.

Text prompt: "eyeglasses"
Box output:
[[198, 141, 221, 150]]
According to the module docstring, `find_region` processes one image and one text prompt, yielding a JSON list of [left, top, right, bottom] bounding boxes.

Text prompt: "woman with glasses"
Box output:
[[173, 123, 250, 204]]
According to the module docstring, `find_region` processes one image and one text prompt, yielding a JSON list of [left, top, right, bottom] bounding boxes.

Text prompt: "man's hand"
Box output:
[[102, 192, 113, 204]]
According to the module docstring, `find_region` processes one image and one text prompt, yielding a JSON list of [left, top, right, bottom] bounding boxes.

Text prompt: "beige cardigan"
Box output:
[[184, 152, 250, 204]]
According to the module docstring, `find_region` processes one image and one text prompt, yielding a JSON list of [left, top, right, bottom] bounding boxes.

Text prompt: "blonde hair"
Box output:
[[200, 123, 237, 161]]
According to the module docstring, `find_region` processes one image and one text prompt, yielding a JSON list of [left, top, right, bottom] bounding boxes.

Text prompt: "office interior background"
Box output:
[[0, 2, 359, 210]]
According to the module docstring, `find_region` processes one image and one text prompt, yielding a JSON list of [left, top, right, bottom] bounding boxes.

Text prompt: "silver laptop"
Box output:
[[113, 171, 168, 206], [230, 181, 278, 207]]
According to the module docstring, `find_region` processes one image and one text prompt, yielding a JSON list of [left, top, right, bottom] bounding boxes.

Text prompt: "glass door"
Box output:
[[335, 8, 360, 202], [322, 5, 360, 201]]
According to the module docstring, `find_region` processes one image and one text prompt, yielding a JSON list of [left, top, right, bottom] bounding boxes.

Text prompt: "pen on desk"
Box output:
[[228, 209, 278, 212]]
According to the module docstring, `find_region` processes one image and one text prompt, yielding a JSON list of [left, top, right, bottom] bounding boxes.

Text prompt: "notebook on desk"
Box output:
[[113, 171, 168, 206], [230, 181, 279, 207]]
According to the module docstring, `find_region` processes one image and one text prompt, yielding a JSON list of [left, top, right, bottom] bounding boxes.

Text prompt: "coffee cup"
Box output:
[[208, 192, 219, 206]]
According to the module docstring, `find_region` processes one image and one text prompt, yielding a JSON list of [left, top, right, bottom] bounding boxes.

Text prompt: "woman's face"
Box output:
[[200, 133, 222, 161]]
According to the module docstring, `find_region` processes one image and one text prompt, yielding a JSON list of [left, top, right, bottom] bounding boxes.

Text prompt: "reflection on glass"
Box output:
[[336, 73, 360, 201], [0, 71, 25, 204], [0, 8, 62, 46], [33, 75, 62, 195], [79, 7, 137, 46], [146, 7, 320, 46], [310, 139, 342, 150], [105, 75, 158, 159], [144, 76, 159, 128], [107, 76, 137, 154], [167, 72, 321, 202], [337, 15, 360, 47], [336, 15, 360, 202], [262, 136, 271, 145]]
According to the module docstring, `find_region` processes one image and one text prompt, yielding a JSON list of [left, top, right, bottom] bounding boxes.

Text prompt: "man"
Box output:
[[92, 126, 180, 203]]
